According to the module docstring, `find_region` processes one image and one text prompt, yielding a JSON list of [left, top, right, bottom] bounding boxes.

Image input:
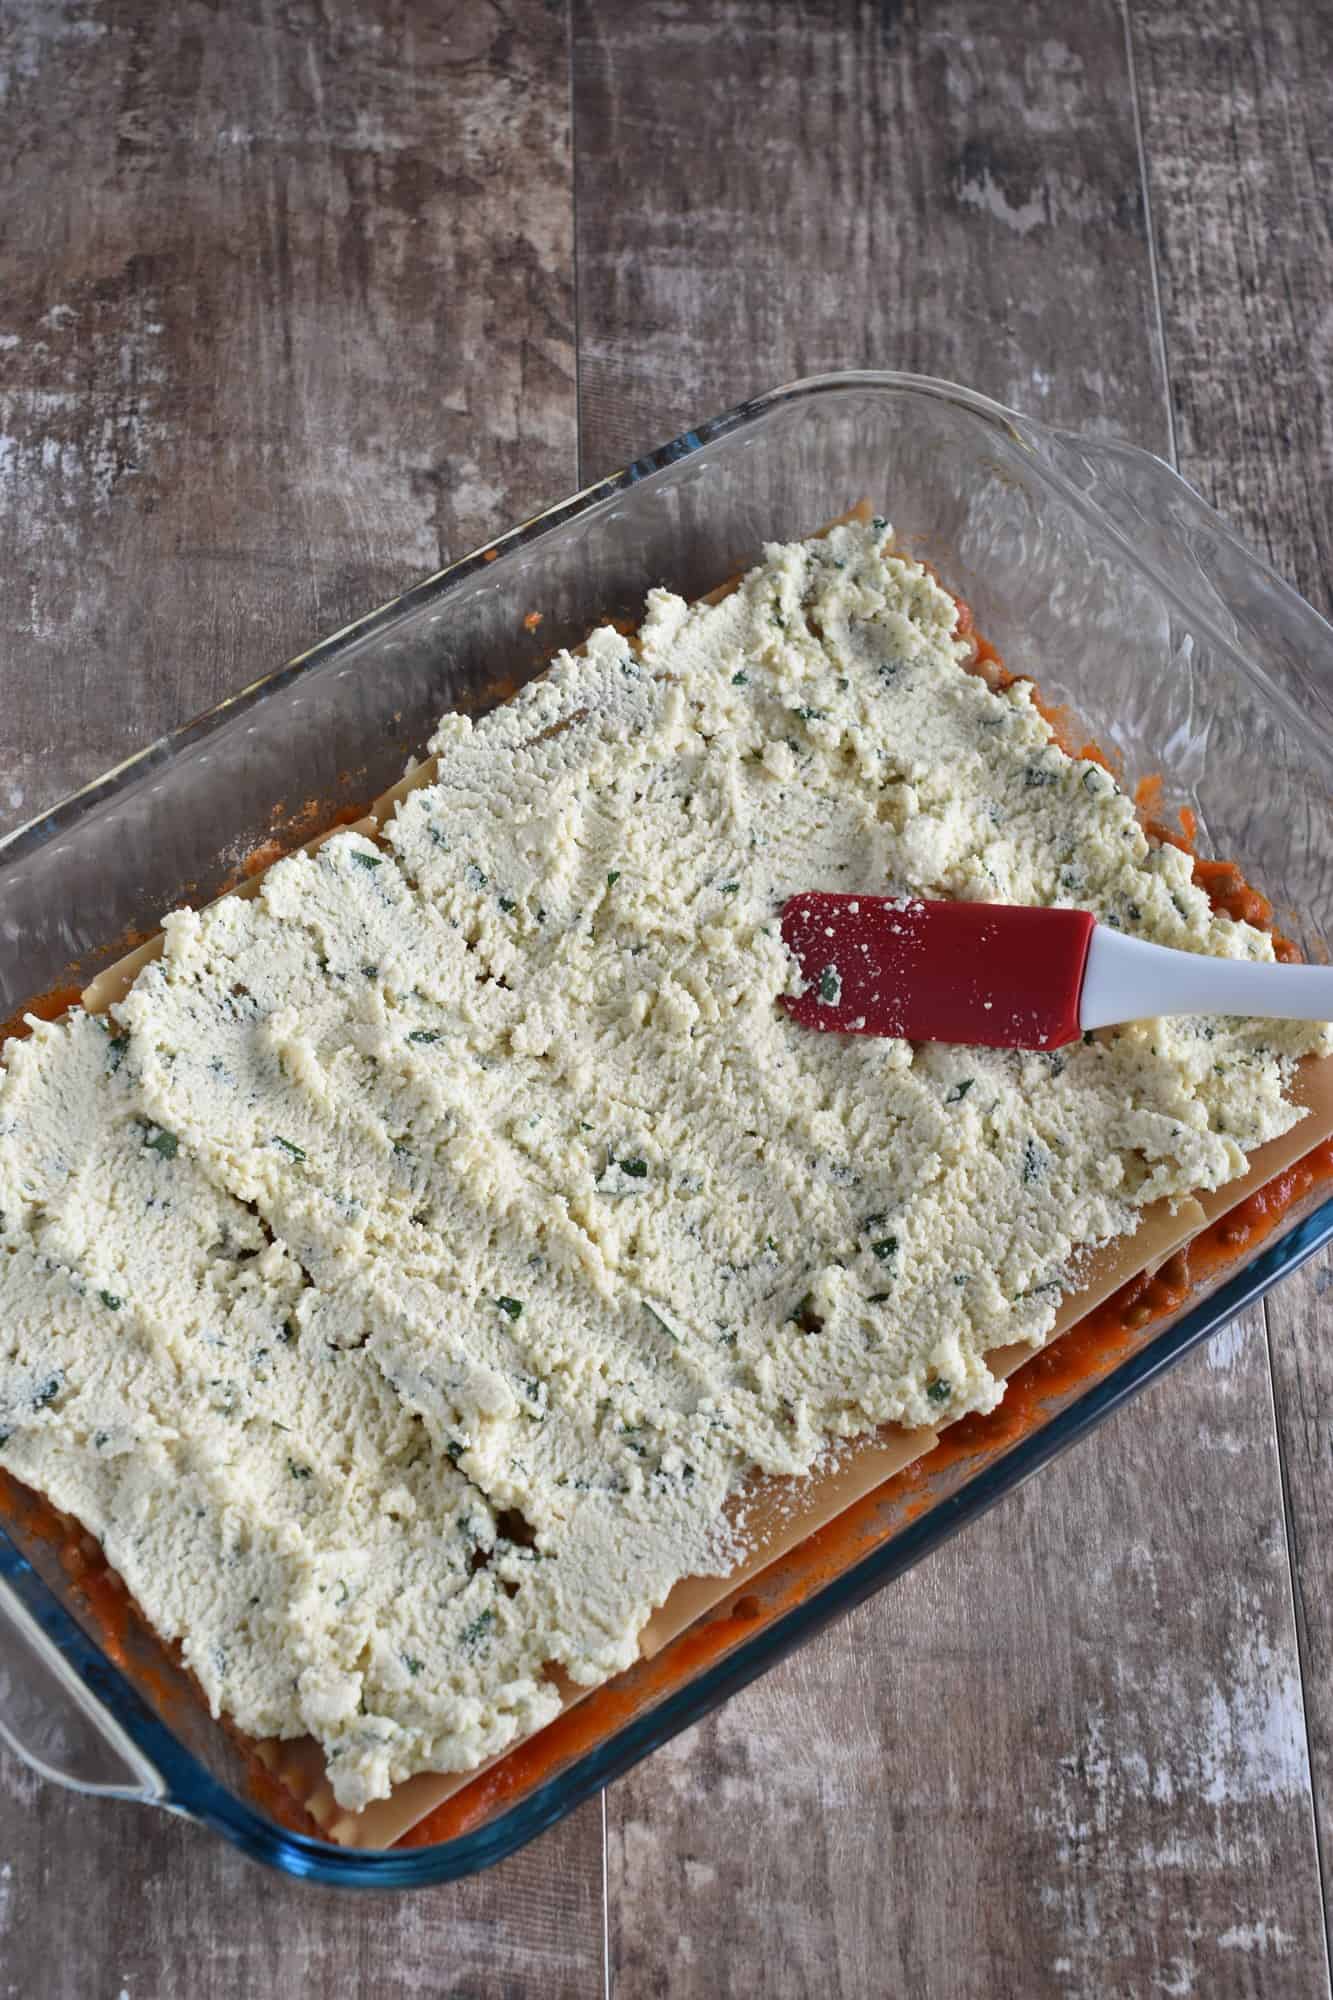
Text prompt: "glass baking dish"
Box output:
[[3, 370, 1332, 1887]]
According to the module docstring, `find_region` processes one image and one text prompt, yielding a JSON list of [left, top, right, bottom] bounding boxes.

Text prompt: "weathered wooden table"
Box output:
[[2, 3, 1330, 1993]]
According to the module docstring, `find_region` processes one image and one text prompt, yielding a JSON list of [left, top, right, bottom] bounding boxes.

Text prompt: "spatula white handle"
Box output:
[[1081, 925, 1333, 1031]]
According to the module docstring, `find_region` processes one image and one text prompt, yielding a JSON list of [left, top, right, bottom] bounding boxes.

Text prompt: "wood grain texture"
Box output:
[[0, 2, 601, 1994], [1131, 0, 1333, 621], [0, 1743, 604, 2000], [2, 0, 1331, 1994], [1132, 0, 1333, 1973], [1267, 1244, 1333, 1972], [574, 4, 1328, 1992], [0, 0, 576, 835], [572, 0, 1167, 470]]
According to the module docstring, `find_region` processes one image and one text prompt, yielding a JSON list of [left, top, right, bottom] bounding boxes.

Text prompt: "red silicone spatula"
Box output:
[[780, 893, 1333, 1050]]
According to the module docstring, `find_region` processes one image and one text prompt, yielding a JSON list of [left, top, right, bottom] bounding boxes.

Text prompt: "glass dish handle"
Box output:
[[0, 1566, 165, 1803]]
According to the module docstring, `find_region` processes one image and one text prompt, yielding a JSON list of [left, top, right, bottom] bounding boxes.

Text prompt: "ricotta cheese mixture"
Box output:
[[2, 522, 1327, 1809]]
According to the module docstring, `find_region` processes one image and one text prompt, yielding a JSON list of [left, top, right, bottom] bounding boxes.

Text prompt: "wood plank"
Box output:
[[0, 2, 601, 1992], [1267, 1244, 1333, 1965], [573, 3, 1329, 1991], [1130, 0, 1333, 622], [1131, 0, 1333, 1973]]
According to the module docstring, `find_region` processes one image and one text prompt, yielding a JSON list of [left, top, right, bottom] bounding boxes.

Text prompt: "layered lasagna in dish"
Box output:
[[2, 519, 1326, 1810]]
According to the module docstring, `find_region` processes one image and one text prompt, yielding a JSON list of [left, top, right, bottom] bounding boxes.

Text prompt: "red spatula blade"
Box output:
[[779, 894, 1096, 1049]]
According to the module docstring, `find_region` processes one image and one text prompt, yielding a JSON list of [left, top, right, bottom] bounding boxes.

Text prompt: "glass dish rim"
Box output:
[[3, 366, 1332, 1888], [6, 366, 1331, 875]]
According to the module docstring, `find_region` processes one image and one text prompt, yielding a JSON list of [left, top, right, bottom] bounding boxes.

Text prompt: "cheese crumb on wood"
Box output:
[[2, 522, 1326, 1809]]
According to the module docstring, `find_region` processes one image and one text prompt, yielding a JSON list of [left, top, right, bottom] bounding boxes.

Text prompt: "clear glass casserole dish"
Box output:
[[2, 369, 1332, 1887]]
